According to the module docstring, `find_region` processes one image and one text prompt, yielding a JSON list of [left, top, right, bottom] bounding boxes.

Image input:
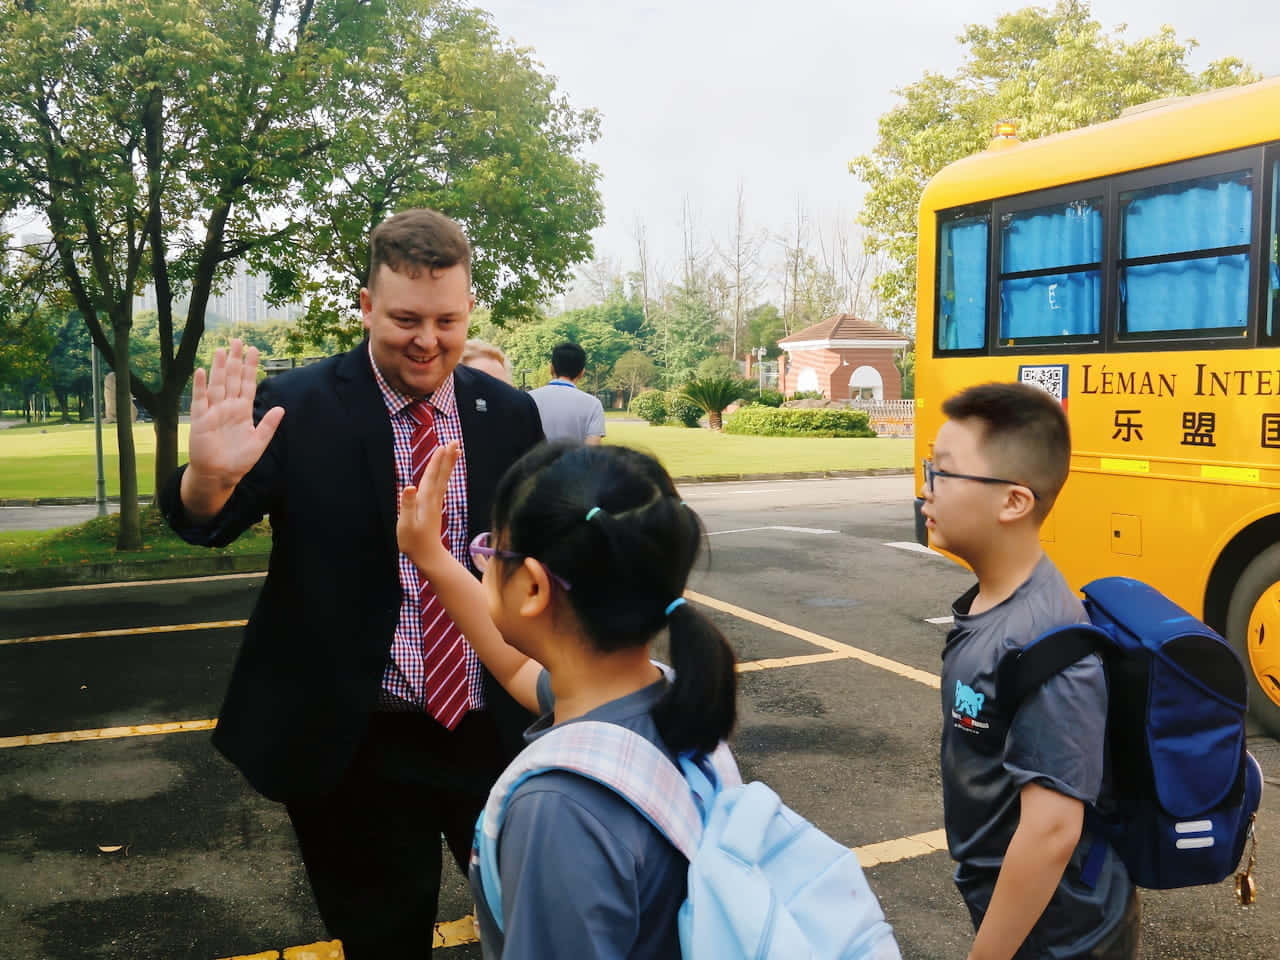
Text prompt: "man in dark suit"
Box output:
[[159, 209, 542, 959]]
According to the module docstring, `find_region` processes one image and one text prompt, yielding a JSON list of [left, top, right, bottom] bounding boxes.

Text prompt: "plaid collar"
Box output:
[[368, 340, 458, 420]]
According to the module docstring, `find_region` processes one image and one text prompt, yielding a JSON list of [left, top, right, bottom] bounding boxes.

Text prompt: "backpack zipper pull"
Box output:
[[1234, 814, 1258, 906]]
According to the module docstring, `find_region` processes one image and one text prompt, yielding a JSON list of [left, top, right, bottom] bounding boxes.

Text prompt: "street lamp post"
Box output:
[[754, 346, 767, 392], [91, 344, 107, 517]]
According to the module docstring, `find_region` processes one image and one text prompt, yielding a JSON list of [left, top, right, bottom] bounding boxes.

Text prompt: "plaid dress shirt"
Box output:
[[369, 344, 485, 712]]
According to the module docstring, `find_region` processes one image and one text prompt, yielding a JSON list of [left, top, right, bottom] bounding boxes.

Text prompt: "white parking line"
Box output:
[[709, 525, 839, 537], [884, 541, 944, 557], [925, 616, 955, 626]]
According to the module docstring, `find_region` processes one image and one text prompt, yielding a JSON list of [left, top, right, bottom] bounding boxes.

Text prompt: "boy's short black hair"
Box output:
[[551, 342, 587, 379], [942, 382, 1071, 514]]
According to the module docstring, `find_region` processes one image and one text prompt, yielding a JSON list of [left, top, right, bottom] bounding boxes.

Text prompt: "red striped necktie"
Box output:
[[406, 399, 471, 729]]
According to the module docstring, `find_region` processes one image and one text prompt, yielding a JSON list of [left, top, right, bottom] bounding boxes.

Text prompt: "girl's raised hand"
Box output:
[[397, 440, 460, 573]]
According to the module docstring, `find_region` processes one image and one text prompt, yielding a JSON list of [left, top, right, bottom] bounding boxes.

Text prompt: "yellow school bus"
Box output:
[[912, 78, 1280, 736]]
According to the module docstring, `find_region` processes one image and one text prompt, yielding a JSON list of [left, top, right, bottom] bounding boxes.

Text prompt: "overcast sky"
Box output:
[[476, 0, 1280, 293]]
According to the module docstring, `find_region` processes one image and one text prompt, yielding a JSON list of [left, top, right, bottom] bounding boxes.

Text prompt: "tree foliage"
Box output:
[[0, 0, 601, 545], [294, 0, 603, 346], [850, 0, 1259, 328]]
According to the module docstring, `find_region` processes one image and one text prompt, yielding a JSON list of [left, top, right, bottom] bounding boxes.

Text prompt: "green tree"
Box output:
[[498, 313, 636, 393], [0, 297, 55, 422], [608, 349, 657, 407], [745, 304, 786, 356], [0, 0, 381, 547], [49, 311, 94, 422], [651, 283, 721, 388], [293, 0, 603, 348], [850, 0, 1259, 329]]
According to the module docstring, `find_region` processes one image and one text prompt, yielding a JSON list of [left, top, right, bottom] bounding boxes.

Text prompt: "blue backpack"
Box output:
[[1007, 577, 1263, 891], [475, 719, 902, 960]]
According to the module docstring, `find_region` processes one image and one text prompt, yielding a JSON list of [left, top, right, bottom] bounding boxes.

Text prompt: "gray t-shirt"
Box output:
[[470, 671, 685, 960], [529, 380, 606, 444], [940, 555, 1132, 959]]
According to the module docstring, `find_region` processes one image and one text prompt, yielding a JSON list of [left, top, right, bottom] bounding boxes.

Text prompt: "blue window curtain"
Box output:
[[999, 199, 1102, 340], [1119, 170, 1253, 336], [938, 216, 988, 351], [1269, 160, 1279, 340]]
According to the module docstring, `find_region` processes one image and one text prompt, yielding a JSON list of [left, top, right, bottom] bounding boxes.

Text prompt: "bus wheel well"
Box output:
[[1204, 513, 1280, 634]]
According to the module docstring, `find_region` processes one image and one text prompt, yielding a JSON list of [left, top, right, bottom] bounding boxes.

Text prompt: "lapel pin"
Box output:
[[475, 398, 488, 413]]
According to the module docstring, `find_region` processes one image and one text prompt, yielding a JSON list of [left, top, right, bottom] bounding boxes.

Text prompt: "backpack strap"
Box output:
[[476, 720, 716, 933], [1005, 624, 1112, 890], [1006, 624, 1109, 709]]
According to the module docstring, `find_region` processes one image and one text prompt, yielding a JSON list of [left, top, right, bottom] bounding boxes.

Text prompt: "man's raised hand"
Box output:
[[181, 339, 284, 521]]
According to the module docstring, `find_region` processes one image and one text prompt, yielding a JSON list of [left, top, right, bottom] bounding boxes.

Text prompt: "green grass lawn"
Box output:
[[0, 421, 184, 498], [0, 507, 272, 569], [603, 421, 912, 477], [0, 417, 912, 500]]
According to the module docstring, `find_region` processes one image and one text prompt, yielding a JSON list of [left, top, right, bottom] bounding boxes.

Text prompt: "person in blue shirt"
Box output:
[[398, 440, 738, 959]]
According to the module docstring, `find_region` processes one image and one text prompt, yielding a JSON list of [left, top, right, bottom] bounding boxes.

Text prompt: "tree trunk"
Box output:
[[709, 410, 723, 431], [153, 387, 181, 499], [111, 321, 142, 550]]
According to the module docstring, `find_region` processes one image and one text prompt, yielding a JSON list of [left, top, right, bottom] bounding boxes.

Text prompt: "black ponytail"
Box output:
[[492, 442, 738, 755], [653, 602, 737, 755]]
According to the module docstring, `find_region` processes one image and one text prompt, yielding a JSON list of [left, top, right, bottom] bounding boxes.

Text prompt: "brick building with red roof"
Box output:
[[777, 314, 909, 401]]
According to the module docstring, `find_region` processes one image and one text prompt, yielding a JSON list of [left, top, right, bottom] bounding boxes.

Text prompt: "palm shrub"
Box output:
[[681, 376, 748, 431]]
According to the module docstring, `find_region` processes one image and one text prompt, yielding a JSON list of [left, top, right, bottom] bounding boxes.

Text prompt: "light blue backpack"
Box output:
[[475, 719, 902, 960]]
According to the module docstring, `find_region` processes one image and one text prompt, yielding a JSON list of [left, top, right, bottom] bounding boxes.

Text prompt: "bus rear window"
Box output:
[[937, 212, 988, 351], [1118, 169, 1253, 339], [998, 198, 1102, 344]]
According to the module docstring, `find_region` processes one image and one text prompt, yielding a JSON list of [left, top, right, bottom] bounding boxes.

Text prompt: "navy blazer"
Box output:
[[159, 342, 544, 801]]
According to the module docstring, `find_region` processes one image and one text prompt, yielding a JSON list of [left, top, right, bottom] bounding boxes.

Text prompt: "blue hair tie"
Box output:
[[665, 597, 687, 617], [585, 507, 603, 521]]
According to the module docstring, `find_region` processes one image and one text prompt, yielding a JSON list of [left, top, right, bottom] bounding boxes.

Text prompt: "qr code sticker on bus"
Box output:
[[1019, 364, 1068, 404]]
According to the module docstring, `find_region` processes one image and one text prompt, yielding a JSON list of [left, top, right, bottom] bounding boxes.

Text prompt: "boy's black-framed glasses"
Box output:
[[922, 459, 1040, 501], [468, 532, 573, 591]]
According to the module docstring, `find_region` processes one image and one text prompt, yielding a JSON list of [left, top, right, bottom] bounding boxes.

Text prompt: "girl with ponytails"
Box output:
[[397, 441, 739, 959]]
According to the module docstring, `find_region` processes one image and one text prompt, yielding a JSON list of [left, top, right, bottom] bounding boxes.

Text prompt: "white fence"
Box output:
[[848, 399, 915, 437]]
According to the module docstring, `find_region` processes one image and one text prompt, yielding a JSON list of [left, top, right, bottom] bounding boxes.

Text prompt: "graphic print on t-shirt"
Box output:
[[952, 680, 990, 734]]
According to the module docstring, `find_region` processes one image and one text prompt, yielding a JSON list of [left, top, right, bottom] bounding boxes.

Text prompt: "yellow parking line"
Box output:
[[222, 828, 951, 958], [686, 590, 942, 689], [0, 718, 216, 749], [1, 619, 247, 646], [736, 651, 855, 672]]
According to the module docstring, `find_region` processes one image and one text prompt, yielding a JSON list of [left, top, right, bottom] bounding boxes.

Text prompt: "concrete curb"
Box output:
[[0, 496, 154, 507], [0, 469, 914, 591], [1, 470, 913, 506], [673, 467, 911, 484]]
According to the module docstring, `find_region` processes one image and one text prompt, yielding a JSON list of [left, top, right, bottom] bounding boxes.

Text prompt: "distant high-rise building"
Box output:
[[137, 260, 303, 326]]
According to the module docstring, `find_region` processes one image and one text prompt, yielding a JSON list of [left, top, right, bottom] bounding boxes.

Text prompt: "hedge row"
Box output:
[[723, 406, 876, 438]]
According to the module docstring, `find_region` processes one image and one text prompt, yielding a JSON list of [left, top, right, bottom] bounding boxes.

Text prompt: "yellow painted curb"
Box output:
[[1, 619, 248, 646], [0, 718, 216, 749], [855, 828, 949, 868]]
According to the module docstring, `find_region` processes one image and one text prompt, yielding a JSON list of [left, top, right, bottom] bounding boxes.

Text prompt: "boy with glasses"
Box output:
[[922, 382, 1138, 960]]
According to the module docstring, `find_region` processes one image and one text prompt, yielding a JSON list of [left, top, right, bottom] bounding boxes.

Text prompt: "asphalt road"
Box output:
[[1, 476, 1276, 960]]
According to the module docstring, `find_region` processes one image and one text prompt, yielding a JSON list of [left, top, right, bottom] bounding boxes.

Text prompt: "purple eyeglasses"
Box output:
[[468, 532, 573, 591]]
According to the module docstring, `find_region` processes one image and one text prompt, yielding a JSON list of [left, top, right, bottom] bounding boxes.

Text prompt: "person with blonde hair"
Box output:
[[462, 339, 513, 385]]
